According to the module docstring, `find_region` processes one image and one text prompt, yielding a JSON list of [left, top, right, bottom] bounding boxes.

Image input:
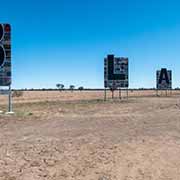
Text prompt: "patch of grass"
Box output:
[[14, 111, 28, 117], [9, 98, 136, 118]]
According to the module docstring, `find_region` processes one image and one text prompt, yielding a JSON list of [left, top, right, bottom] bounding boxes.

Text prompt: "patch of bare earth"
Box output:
[[0, 91, 180, 179]]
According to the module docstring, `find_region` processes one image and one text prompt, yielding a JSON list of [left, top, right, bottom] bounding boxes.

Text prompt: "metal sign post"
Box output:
[[170, 89, 173, 95], [156, 89, 158, 96], [165, 89, 168, 97], [112, 89, 114, 99], [126, 88, 129, 99], [8, 85, 13, 113], [104, 88, 107, 101], [119, 88, 121, 99]]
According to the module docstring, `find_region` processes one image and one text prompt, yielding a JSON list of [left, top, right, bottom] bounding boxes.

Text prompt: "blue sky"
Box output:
[[2, 0, 180, 88]]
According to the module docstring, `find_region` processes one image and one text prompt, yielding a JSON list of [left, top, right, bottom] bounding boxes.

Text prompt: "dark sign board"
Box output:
[[156, 68, 172, 89], [0, 24, 11, 86], [104, 54, 128, 88]]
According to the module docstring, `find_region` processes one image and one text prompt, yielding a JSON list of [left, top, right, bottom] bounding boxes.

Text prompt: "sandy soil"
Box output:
[[0, 91, 180, 179], [0, 89, 179, 104]]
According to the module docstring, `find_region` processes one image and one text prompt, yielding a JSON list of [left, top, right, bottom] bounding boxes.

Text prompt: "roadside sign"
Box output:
[[156, 68, 172, 89], [104, 54, 128, 89], [0, 24, 11, 86]]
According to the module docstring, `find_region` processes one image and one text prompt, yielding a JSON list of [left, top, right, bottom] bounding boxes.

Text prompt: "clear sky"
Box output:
[[2, 0, 180, 89]]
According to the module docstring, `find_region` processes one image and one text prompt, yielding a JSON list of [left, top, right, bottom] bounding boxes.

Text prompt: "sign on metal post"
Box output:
[[156, 68, 172, 89], [0, 24, 11, 86], [104, 54, 129, 99], [156, 68, 172, 96], [0, 24, 12, 113]]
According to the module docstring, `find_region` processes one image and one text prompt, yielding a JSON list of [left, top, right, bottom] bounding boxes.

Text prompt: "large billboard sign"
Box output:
[[104, 54, 128, 89], [156, 68, 172, 89], [0, 24, 11, 86]]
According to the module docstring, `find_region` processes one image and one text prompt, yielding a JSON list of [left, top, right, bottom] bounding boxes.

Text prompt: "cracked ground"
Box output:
[[0, 90, 180, 180]]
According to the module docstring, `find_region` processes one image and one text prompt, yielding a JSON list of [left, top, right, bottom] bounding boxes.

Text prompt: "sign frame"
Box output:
[[104, 54, 129, 89], [156, 68, 172, 90], [0, 23, 13, 113]]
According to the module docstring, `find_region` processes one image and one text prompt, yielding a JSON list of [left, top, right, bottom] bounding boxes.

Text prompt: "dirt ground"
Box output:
[[1, 90, 180, 180]]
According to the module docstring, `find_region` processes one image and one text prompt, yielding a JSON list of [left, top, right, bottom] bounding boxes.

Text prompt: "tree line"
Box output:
[[56, 84, 84, 91]]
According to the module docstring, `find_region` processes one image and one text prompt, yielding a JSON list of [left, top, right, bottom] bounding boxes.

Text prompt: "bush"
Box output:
[[78, 86, 84, 91], [12, 90, 23, 97]]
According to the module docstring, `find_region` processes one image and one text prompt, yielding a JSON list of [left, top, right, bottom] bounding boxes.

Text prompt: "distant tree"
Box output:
[[69, 85, 75, 92], [78, 86, 84, 91], [56, 84, 64, 91], [56, 84, 60, 89]]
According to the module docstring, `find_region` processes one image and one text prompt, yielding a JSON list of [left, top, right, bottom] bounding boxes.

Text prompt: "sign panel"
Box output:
[[104, 54, 128, 89], [0, 24, 11, 86], [156, 68, 172, 89]]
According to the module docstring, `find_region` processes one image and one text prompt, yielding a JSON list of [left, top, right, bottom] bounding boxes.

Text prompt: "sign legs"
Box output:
[[156, 89, 158, 96], [6, 85, 14, 114], [104, 88, 129, 100], [112, 89, 114, 99], [126, 88, 129, 99], [119, 88, 121, 99], [104, 88, 107, 101]]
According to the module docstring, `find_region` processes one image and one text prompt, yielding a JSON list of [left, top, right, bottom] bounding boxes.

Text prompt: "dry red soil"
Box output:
[[0, 90, 180, 180]]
